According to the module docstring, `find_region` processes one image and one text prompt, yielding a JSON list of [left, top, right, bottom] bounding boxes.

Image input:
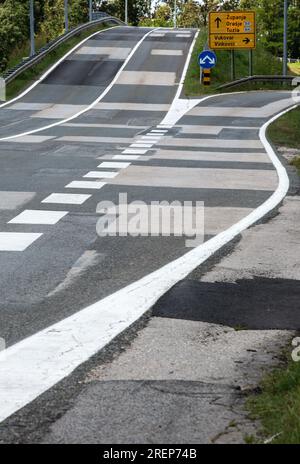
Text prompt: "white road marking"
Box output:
[[42, 193, 91, 205], [150, 129, 168, 133], [113, 155, 141, 160], [65, 181, 106, 190], [0, 232, 42, 251], [8, 209, 68, 225], [62, 123, 148, 130], [74, 46, 131, 60], [83, 171, 118, 179], [122, 149, 149, 155], [57, 136, 133, 144], [130, 144, 154, 148], [176, 33, 191, 37], [95, 102, 170, 111], [151, 49, 183, 56], [98, 162, 131, 169], [116, 71, 176, 86], [150, 32, 165, 37]]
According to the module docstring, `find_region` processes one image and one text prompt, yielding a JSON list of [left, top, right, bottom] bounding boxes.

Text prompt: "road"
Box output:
[[0, 25, 297, 441]]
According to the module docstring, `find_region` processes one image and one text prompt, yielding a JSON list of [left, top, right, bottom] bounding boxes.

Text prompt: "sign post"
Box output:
[[198, 50, 217, 86]]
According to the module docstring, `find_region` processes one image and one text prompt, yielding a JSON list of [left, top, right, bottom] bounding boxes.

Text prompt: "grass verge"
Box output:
[[184, 30, 294, 97], [4, 22, 113, 101], [268, 106, 300, 150], [247, 349, 300, 444], [289, 62, 300, 75]]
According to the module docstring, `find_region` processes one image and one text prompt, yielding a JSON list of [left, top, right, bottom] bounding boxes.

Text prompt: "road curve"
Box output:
[[0, 25, 296, 426]]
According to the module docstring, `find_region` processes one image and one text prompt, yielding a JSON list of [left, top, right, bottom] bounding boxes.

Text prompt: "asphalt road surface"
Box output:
[[0, 25, 297, 440]]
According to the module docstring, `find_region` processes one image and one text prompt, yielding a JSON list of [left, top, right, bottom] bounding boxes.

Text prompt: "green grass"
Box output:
[[247, 351, 300, 444], [289, 62, 300, 75], [184, 30, 293, 97], [268, 106, 300, 150], [4, 23, 112, 100]]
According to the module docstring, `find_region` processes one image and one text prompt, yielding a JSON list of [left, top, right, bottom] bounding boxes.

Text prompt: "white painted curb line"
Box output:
[[0, 100, 297, 423]]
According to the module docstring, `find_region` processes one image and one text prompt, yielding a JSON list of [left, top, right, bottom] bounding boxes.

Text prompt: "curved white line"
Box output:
[[0, 98, 297, 423], [0, 27, 155, 141]]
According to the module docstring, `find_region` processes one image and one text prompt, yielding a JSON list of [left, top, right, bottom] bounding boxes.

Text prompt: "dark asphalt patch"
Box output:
[[43, 60, 123, 86], [152, 277, 300, 330]]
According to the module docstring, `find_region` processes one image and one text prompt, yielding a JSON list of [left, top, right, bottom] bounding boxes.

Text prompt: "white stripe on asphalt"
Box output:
[[122, 149, 149, 155], [83, 171, 119, 179], [42, 193, 91, 205], [95, 102, 170, 111], [113, 155, 141, 160], [151, 49, 183, 56], [116, 71, 176, 86], [65, 181, 106, 190], [130, 143, 154, 148], [8, 210, 68, 225], [74, 46, 131, 60], [0, 232, 42, 251], [98, 162, 131, 169], [57, 136, 133, 144]]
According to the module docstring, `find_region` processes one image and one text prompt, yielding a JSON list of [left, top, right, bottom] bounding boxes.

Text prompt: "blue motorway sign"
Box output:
[[198, 50, 217, 69]]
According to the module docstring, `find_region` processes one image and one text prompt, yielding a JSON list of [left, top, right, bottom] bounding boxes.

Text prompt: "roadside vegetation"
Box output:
[[289, 62, 300, 75], [183, 30, 285, 96], [268, 106, 300, 150], [247, 350, 300, 444]]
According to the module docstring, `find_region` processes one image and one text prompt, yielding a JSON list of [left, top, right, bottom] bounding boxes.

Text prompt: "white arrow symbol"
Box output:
[[200, 56, 215, 65]]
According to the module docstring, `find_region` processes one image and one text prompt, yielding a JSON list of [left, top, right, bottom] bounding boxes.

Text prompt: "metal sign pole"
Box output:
[[231, 50, 236, 81], [64, 0, 68, 32], [125, 0, 128, 24], [249, 49, 253, 76], [29, 0, 35, 57], [89, 0, 93, 22], [283, 0, 288, 76], [174, 0, 177, 29]]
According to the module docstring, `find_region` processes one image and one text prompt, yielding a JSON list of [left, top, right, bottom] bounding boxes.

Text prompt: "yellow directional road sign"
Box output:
[[209, 11, 256, 50]]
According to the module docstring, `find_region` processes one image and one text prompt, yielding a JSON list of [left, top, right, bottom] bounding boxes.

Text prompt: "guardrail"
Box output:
[[1, 15, 124, 85], [218, 75, 295, 90]]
